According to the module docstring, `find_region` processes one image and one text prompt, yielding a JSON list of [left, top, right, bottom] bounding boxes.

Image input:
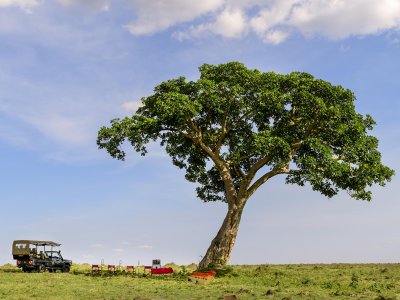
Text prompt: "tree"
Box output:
[[97, 62, 394, 269]]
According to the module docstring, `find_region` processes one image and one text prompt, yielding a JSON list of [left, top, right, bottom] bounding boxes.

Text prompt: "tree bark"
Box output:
[[198, 202, 246, 269]]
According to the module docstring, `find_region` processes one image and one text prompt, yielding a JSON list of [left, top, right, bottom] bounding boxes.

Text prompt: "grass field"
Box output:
[[0, 263, 399, 299]]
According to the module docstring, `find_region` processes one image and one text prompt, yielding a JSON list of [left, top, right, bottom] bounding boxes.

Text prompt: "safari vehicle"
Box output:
[[12, 240, 72, 273]]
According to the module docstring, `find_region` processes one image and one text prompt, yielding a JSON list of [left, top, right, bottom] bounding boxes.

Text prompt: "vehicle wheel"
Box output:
[[38, 264, 46, 273], [62, 265, 70, 273]]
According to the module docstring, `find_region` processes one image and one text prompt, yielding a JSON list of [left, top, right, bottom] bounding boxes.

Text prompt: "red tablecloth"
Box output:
[[151, 267, 173, 274]]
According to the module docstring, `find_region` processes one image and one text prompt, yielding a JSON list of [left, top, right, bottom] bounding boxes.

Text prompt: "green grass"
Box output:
[[1, 263, 399, 299]]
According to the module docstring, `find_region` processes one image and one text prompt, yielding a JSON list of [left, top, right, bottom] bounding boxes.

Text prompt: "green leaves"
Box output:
[[141, 77, 202, 127], [252, 131, 291, 167], [97, 62, 394, 203]]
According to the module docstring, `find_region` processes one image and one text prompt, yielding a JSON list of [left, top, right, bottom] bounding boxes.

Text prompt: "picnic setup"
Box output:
[[89, 259, 217, 283], [91, 259, 174, 276]]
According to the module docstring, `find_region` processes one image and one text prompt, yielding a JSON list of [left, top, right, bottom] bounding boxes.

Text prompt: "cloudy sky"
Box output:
[[0, 0, 399, 266]]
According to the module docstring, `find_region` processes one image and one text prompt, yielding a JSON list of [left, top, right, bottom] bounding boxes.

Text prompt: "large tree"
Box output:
[[97, 62, 394, 269]]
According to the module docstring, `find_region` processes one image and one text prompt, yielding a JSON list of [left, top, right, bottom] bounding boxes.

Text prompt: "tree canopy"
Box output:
[[98, 62, 394, 204]]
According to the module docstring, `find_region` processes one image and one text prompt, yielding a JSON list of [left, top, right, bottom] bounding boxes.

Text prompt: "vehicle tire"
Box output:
[[38, 264, 46, 273], [62, 265, 70, 273]]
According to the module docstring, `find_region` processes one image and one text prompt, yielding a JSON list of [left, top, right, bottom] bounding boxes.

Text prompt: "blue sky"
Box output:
[[0, 0, 399, 266]]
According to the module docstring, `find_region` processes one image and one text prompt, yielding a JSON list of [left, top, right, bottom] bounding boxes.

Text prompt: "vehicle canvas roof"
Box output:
[[13, 240, 61, 247]]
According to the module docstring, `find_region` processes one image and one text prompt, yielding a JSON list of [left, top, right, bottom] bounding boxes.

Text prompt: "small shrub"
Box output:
[[237, 288, 250, 294], [200, 263, 237, 277], [301, 278, 311, 286], [265, 289, 274, 296], [330, 290, 343, 296], [375, 295, 395, 300], [369, 282, 381, 293], [273, 271, 284, 277], [349, 273, 359, 288], [216, 266, 237, 277], [322, 281, 334, 289]]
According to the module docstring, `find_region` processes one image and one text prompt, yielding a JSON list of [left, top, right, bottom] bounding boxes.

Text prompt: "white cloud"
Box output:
[[289, 0, 400, 39], [124, 0, 224, 35], [0, 89, 108, 162], [137, 244, 153, 250], [113, 248, 125, 256], [262, 29, 290, 44], [121, 101, 141, 113], [209, 8, 247, 38], [249, 1, 297, 33], [2, 0, 399, 43], [0, 0, 40, 12], [56, 0, 109, 11], [248, 0, 298, 42], [126, 0, 400, 44], [0, 0, 111, 12], [90, 244, 105, 249], [177, 7, 247, 39], [28, 113, 90, 145]]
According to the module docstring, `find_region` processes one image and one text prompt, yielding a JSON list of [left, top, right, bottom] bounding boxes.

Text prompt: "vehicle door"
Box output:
[[50, 252, 63, 268]]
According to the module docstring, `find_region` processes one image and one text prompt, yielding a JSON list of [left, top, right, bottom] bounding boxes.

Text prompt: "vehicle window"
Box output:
[[47, 252, 60, 258], [15, 243, 27, 249]]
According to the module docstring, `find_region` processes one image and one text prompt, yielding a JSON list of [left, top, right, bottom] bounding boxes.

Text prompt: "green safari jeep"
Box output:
[[12, 240, 72, 273]]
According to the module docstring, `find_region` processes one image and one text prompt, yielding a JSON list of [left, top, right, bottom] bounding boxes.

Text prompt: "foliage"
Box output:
[[98, 61, 393, 204], [1, 263, 400, 299]]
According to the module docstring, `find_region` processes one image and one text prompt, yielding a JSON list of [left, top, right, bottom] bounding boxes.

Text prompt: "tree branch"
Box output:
[[186, 118, 202, 142], [291, 140, 303, 149], [185, 117, 238, 205], [203, 151, 237, 206], [231, 107, 256, 129], [215, 111, 228, 154], [247, 165, 290, 198], [233, 162, 246, 179], [246, 156, 271, 182]]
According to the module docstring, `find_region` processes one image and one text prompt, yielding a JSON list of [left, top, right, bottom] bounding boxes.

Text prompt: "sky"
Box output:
[[0, 0, 399, 267]]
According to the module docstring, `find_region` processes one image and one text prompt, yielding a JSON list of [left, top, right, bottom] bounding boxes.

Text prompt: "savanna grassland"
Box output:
[[0, 263, 399, 299]]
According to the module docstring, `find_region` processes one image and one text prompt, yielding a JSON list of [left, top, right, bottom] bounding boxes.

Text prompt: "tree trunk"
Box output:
[[198, 202, 245, 269]]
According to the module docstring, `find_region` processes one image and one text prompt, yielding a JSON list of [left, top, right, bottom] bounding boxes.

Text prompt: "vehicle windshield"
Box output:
[[45, 251, 61, 259]]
